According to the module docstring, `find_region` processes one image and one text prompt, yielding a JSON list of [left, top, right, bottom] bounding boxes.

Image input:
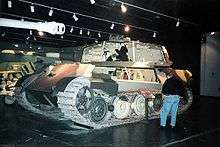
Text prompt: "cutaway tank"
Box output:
[[3, 40, 193, 129]]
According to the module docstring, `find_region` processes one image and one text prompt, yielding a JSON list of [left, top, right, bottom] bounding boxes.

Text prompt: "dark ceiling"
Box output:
[[0, 0, 220, 49]]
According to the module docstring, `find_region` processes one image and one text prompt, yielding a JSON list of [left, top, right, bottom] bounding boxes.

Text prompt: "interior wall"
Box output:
[[201, 32, 220, 97]]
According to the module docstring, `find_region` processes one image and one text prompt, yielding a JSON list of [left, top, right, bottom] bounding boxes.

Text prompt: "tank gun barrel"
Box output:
[[0, 18, 65, 35]]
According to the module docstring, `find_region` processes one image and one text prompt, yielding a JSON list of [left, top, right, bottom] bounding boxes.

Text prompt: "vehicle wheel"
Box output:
[[4, 95, 16, 105]]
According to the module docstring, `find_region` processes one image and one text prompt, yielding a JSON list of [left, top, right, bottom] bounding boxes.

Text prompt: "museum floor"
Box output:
[[0, 95, 219, 146]]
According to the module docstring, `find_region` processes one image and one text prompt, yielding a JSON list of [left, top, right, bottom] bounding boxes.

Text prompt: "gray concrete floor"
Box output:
[[0, 96, 219, 146]]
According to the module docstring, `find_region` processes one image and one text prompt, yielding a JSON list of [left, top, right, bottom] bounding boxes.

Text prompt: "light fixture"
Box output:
[[95, 40, 98, 43], [72, 13, 79, 21], [110, 23, 115, 30], [30, 30, 33, 35], [124, 25, 130, 32], [90, 0, 95, 4], [48, 8, 53, 16], [38, 31, 44, 36], [87, 30, 90, 36], [14, 44, 19, 48], [210, 32, 215, 35], [153, 32, 157, 38], [70, 26, 74, 33], [121, 3, 127, 13], [1, 32, 6, 37], [98, 32, 101, 37], [30, 4, 35, 13], [8, 1, 12, 8], [176, 19, 180, 27], [26, 36, 30, 40], [80, 29, 83, 35], [61, 35, 63, 39]]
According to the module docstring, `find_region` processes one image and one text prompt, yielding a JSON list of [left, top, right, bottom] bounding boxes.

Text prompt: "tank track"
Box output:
[[56, 77, 147, 129]]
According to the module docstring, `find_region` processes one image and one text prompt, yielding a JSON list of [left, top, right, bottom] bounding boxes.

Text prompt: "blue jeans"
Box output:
[[160, 95, 180, 127]]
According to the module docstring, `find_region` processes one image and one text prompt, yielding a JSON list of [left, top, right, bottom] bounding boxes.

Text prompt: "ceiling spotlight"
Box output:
[[124, 25, 130, 32], [14, 44, 19, 48], [48, 8, 53, 16], [176, 19, 180, 27], [1, 32, 6, 37], [98, 32, 101, 37], [121, 3, 127, 13], [95, 40, 98, 43], [70, 27, 74, 33], [61, 35, 63, 39], [110, 23, 115, 30], [38, 31, 44, 36], [72, 13, 79, 21], [26, 36, 30, 40], [87, 30, 90, 36], [153, 32, 157, 38], [8, 0, 12, 8], [30, 30, 33, 35], [30, 4, 35, 13], [210, 32, 215, 35], [80, 29, 83, 35], [90, 0, 95, 4]]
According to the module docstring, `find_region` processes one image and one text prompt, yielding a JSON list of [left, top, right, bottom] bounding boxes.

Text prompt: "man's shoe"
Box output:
[[160, 125, 166, 129], [170, 125, 175, 129]]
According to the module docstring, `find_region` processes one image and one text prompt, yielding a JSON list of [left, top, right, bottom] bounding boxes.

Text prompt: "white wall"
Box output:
[[200, 32, 220, 97]]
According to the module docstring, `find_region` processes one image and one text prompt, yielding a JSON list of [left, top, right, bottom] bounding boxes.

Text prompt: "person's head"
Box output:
[[164, 68, 174, 77]]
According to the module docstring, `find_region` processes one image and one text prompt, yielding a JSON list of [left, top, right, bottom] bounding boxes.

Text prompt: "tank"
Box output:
[[2, 39, 193, 129]]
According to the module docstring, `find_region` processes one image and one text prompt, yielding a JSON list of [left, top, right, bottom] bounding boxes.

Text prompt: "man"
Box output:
[[160, 68, 186, 128]]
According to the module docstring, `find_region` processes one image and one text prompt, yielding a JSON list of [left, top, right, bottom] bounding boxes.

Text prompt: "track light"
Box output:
[[87, 30, 90, 36], [80, 29, 83, 35], [90, 0, 95, 4], [30, 4, 35, 13], [124, 25, 130, 32], [153, 32, 156, 38], [8, 1, 12, 8], [30, 30, 33, 35], [176, 19, 180, 27], [38, 31, 44, 36], [72, 13, 79, 21], [70, 27, 74, 33], [110, 23, 115, 30], [1, 32, 6, 37], [121, 3, 127, 13], [48, 8, 53, 16], [98, 32, 101, 37]]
